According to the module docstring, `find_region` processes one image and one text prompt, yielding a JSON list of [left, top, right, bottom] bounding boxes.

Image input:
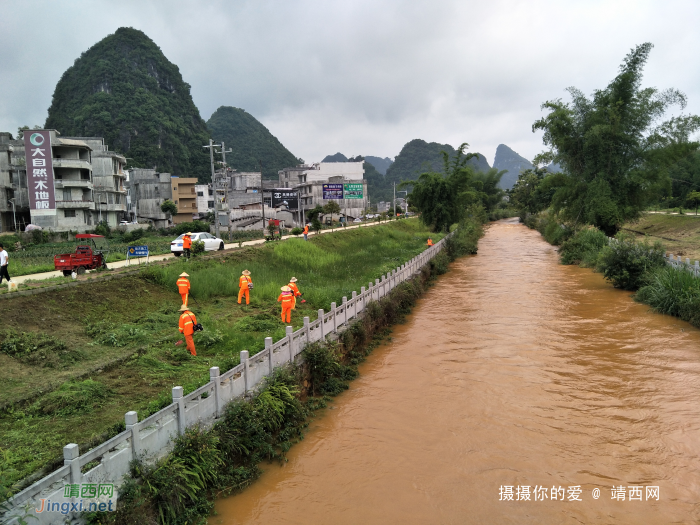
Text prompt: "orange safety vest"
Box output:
[[288, 282, 301, 296], [427, 239, 433, 246], [182, 235, 192, 249], [176, 277, 190, 293], [179, 311, 197, 336], [239, 275, 252, 289], [278, 292, 295, 306], [303, 225, 309, 234]]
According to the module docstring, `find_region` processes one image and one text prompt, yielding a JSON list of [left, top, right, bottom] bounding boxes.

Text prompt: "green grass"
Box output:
[[0, 220, 442, 498]]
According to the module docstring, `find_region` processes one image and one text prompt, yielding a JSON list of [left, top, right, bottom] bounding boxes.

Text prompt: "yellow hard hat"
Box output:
[[179, 272, 189, 277]]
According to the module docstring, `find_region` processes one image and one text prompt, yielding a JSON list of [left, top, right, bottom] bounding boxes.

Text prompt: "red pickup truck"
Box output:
[[54, 234, 109, 276]]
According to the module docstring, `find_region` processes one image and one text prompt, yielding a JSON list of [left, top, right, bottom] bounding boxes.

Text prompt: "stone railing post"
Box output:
[[265, 337, 273, 374], [331, 302, 337, 333], [63, 443, 81, 485], [375, 278, 380, 299], [286, 326, 294, 361], [304, 317, 310, 343], [172, 386, 186, 435], [360, 287, 365, 311], [209, 367, 221, 418], [240, 350, 250, 394], [342, 297, 347, 325], [351, 291, 357, 317], [318, 309, 325, 340], [125, 411, 141, 458]]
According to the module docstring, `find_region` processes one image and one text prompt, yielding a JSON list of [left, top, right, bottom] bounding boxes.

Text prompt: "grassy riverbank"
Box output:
[[522, 212, 700, 334], [79, 218, 484, 525], [0, 220, 443, 501]]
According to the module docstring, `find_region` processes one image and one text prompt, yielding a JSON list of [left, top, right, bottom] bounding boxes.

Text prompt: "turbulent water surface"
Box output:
[[213, 218, 700, 524]]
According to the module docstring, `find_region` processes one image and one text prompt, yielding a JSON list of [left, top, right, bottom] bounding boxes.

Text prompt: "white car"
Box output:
[[353, 218, 363, 223], [171, 232, 225, 256]]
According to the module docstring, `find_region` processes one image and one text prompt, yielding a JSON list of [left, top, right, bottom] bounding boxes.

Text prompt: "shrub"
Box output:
[[559, 227, 608, 266], [636, 265, 700, 326], [595, 234, 666, 290], [303, 341, 358, 396], [446, 218, 483, 258], [191, 240, 205, 255], [290, 227, 303, 236], [171, 221, 211, 236]]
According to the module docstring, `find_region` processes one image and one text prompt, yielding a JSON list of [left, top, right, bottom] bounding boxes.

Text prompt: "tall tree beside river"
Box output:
[[532, 43, 700, 235]]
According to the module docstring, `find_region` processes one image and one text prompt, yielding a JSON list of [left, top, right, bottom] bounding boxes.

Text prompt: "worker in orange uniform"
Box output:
[[182, 232, 192, 259], [278, 285, 295, 323], [238, 269, 252, 305], [303, 223, 309, 241], [427, 237, 434, 246], [178, 304, 197, 356], [288, 277, 301, 309], [177, 272, 190, 306]]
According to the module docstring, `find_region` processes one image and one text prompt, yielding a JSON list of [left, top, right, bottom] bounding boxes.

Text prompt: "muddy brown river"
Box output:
[[213, 219, 700, 524]]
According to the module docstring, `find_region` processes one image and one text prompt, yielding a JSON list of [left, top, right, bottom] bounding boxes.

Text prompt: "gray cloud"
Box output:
[[1, 0, 699, 166]]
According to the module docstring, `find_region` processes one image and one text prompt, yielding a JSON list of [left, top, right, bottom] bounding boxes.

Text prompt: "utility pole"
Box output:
[[259, 160, 265, 234], [393, 181, 396, 220], [203, 139, 221, 237], [219, 141, 232, 242]]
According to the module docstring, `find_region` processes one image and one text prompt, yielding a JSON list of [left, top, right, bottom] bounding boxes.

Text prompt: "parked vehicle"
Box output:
[[353, 218, 363, 223], [171, 232, 225, 256], [54, 234, 109, 276]]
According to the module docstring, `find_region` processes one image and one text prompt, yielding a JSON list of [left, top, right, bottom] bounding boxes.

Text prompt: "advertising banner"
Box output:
[[322, 183, 344, 200], [343, 183, 363, 199], [271, 189, 298, 209], [23, 130, 56, 213]]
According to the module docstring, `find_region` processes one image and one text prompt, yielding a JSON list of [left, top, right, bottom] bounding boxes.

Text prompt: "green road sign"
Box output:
[[343, 183, 363, 199]]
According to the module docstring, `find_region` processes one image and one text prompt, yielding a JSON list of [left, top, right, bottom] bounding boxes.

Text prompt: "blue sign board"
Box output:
[[128, 245, 149, 258], [322, 183, 344, 200]]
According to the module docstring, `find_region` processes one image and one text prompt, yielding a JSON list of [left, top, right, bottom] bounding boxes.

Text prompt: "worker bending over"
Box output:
[[427, 237, 434, 246], [178, 304, 197, 356], [238, 269, 252, 305], [288, 277, 301, 309], [182, 232, 192, 259], [278, 285, 295, 323], [177, 272, 190, 306]]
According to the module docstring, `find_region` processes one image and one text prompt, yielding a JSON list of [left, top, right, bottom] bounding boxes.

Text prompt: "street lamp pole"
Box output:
[[8, 199, 16, 232]]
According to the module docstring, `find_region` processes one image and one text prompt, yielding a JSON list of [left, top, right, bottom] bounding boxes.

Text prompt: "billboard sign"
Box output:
[[322, 184, 344, 200], [24, 130, 56, 213], [343, 183, 363, 199], [271, 189, 298, 209]]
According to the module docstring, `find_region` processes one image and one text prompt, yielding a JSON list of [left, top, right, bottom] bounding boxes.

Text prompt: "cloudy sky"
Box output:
[[1, 0, 699, 166]]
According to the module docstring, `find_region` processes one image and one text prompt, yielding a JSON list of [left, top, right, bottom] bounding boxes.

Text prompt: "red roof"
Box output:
[[75, 234, 105, 239]]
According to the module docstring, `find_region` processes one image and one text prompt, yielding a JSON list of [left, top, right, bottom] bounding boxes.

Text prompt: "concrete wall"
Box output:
[[1, 233, 451, 525]]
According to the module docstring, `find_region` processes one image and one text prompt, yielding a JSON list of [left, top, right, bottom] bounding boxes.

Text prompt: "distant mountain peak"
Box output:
[[322, 152, 349, 163], [493, 144, 534, 190]]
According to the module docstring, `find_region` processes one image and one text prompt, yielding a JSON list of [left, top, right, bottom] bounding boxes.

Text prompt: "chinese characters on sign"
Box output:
[[343, 183, 363, 199], [271, 189, 299, 208], [63, 483, 114, 499], [499, 485, 660, 502], [322, 183, 344, 200], [23, 130, 56, 212]]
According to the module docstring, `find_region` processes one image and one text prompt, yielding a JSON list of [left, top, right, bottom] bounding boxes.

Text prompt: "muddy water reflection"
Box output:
[[214, 219, 700, 524]]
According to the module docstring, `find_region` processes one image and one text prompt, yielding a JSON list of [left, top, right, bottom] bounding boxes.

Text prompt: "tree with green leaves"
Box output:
[[160, 199, 178, 223], [685, 191, 700, 215], [404, 143, 492, 232], [322, 201, 341, 216], [532, 43, 700, 235]]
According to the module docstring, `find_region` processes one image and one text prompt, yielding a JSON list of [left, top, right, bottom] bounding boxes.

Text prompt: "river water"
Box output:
[[213, 218, 700, 524]]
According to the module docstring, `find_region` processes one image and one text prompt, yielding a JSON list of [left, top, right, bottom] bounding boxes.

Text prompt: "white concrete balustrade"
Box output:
[[3, 234, 451, 525]]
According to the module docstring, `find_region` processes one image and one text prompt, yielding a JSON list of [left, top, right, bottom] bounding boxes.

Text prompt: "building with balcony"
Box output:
[[297, 175, 368, 223], [125, 168, 173, 228], [170, 176, 198, 224], [0, 132, 30, 232], [82, 138, 127, 227]]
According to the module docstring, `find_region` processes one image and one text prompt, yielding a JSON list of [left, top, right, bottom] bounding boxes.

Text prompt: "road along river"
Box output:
[[213, 218, 700, 524]]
